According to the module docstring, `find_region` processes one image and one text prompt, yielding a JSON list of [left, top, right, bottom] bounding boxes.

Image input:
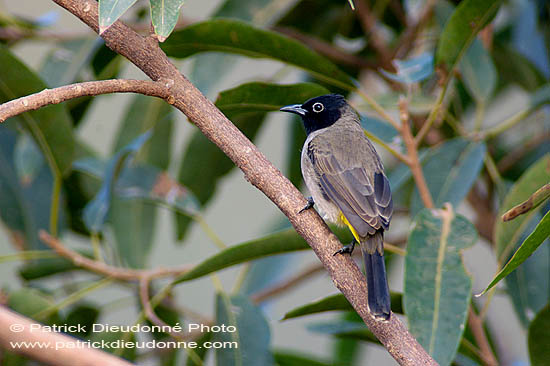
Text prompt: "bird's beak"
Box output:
[[280, 104, 307, 116]]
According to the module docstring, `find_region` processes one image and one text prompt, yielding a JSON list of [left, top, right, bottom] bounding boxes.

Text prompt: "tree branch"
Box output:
[[2, 1, 438, 364], [0, 79, 171, 123], [399, 97, 434, 208], [39, 231, 191, 280], [0, 306, 134, 366]]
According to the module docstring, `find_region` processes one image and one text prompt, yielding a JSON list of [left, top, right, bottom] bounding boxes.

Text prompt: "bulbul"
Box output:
[[280, 94, 393, 320]]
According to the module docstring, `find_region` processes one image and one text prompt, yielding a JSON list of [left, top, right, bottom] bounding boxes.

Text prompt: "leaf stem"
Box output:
[[481, 109, 530, 139], [33, 277, 115, 320], [415, 81, 450, 146], [356, 89, 401, 130], [0, 250, 58, 263], [49, 173, 62, 237]]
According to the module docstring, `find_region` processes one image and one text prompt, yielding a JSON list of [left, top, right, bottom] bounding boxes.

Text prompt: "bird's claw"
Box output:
[[333, 239, 356, 256], [299, 197, 315, 214]]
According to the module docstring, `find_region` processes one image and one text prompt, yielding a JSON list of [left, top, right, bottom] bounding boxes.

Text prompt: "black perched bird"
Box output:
[[281, 94, 393, 320]]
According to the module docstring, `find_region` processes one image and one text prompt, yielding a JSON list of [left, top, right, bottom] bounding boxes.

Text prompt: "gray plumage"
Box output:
[[281, 94, 393, 320]]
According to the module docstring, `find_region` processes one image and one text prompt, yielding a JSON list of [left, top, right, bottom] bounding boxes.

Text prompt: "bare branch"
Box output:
[[39, 231, 191, 280], [467, 308, 498, 366], [399, 97, 434, 208], [0, 79, 171, 123], [354, 0, 393, 67], [0, 307, 134, 366]]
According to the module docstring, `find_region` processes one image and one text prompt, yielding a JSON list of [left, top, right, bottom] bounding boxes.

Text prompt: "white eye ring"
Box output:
[[312, 102, 324, 113]]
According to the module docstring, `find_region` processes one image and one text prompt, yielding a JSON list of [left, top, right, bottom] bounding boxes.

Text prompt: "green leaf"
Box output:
[[8, 288, 59, 324], [0, 129, 65, 249], [14, 134, 44, 186], [480, 211, 550, 294], [495, 154, 550, 262], [459, 40, 496, 103], [175, 82, 329, 240], [64, 304, 99, 336], [307, 321, 377, 343], [404, 206, 477, 366], [436, 0, 502, 75], [186, 332, 212, 366], [150, 0, 185, 41], [110, 95, 174, 268], [39, 38, 101, 88], [19, 250, 93, 280], [89, 330, 136, 361], [0, 46, 74, 176], [380, 53, 434, 84], [162, 19, 354, 89], [98, 0, 138, 34], [215, 294, 273, 366], [273, 351, 333, 366], [411, 138, 486, 214], [492, 43, 547, 92], [176, 229, 309, 283], [528, 305, 550, 366], [190, 0, 298, 95], [216, 82, 330, 114], [282, 292, 403, 320], [82, 131, 151, 232], [529, 84, 550, 109]]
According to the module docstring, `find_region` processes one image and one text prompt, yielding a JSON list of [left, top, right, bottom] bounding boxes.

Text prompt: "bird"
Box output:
[[280, 94, 393, 320]]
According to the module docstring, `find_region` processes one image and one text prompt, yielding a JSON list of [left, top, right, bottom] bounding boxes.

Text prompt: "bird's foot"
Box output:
[[299, 197, 315, 214], [333, 239, 356, 256]]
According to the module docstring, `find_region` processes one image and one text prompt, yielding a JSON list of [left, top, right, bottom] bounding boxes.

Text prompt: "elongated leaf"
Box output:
[[273, 351, 333, 366], [14, 134, 44, 185], [215, 294, 273, 366], [39, 38, 101, 88], [8, 288, 60, 324], [175, 82, 329, 240], [190, 0, 298, 95], [176, 229, 309, 283], [110, 95, 174, 268], [307, 321, 377, 343], [495, 154, 550, 261], [436, 0, 502, 75], [492, 43, 547, 91], [480, 210, 550, 294], [0, 129, 65, 249], [216, 82, 330, 114], [0, 47, 74, 176], [162, 19, 354, 89], [411, 138, 486, 214], [186, 332, 212, 366], [82, 132, 151, 232], [380, 53, 434, 84], [283, 292, 403, 320], [98, 0, 138, 34], [459, 39, 496, 103], [404, 206, 477, 366], [19, 250, 92, 280], [529, 83, 550, 109], [150, 0, 185, 41], [528, 305, 550, 366]]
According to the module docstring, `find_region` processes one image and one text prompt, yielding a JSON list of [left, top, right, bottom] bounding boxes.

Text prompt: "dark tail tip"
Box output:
[[363, 251, 391, 321]]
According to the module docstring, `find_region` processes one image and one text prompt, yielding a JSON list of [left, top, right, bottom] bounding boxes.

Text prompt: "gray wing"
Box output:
[[307, 131, 393, 238]]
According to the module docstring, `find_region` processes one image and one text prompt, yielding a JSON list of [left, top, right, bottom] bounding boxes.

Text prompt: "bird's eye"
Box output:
[[312, 102, 324, 113]]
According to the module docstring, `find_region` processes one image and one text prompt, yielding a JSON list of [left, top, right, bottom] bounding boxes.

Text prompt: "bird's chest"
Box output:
[[300, 138, 341, 224]]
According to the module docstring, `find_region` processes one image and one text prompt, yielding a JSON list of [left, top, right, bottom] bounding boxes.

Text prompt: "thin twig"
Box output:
[[251, 263, 325, 304], [274, 26, 377, 70], [467, 307, 498, 366], [39, 231, 192, 280], [393, 0, 437, 59], [0, 79, 171, 123], [399, 97, 434, 208], [354, 0, 393, 67]]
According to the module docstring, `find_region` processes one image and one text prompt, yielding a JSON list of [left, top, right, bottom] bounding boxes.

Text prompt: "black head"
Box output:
[[280, 94, 348, 135]]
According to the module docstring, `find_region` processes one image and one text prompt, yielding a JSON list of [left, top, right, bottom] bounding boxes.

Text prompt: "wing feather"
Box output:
[[308, 132, 393, 237]]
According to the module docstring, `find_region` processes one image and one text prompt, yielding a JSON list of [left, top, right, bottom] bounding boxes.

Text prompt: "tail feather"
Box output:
[[361, 232, 391, 320]]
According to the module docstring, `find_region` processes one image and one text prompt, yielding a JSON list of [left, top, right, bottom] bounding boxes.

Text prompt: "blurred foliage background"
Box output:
[[0, 0, 549, 365]]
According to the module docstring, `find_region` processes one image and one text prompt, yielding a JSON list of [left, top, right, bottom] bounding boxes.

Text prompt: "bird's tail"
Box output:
[[360, 231, 391, 320]]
